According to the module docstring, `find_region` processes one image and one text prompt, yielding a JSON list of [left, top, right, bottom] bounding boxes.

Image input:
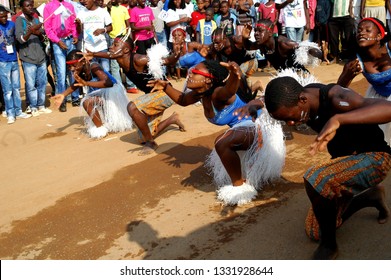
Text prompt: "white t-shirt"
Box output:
[[283, 0, 307, 28], [161, 8, 192, 42], [78, 7, 112, 52]]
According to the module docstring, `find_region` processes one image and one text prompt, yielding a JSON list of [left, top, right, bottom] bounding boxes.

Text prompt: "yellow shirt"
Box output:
[[365, 0, 386, 6], [109, 5, 130, 39]]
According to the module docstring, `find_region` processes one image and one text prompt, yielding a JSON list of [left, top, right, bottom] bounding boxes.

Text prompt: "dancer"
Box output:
[[264, 76, 391, 259], [86, 33, 185, 154], [147, 60, 285, 205], [241, 19, 322, 71], [52, 50, 132, 139], [337, 17, 391, 145]]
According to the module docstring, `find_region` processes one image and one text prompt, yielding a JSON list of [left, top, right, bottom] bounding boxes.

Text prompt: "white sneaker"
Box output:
[[25, 105, 31, 114], [38, 107, 52, 114], [16, 112, 32, 119], [7, 116, 15, 124], [2, 111, 6, 118], [31, 108, 40, 117]]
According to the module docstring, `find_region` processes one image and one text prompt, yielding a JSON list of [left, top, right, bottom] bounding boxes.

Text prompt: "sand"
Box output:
[[0, 62, 390, 260]]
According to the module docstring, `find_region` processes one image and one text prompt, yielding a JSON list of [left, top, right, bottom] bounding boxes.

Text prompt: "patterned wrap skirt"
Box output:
[[132, 90, 174, 143], [304, 152, 391, 241]]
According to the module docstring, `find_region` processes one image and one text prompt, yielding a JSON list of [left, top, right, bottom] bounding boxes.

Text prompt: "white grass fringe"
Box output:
[[205, 111, 286, 205], [217, 182, 258, 206], [294, 40, 321, 67], [147, 43, 170, 79], [81, 83, 133, 138], [272, 68, 320, 86]]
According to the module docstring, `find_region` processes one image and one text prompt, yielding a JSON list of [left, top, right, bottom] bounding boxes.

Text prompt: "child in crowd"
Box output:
[[190, 0, 206, 41], [150, 0, 167, 47], [196, 7, 217, 44], [215, 0, 237, 37]]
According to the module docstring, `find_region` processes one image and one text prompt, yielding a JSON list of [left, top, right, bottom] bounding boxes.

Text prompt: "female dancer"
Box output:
[[147, 60, 285, 205], [337, 17, 391, 145], [52, 50, 132, 139]]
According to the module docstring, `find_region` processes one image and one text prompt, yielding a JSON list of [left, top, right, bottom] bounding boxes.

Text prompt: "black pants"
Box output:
[[328, 16, 356, 60]]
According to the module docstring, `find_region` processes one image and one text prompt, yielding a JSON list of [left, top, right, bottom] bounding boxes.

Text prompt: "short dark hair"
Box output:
[[264, 77, 303, 113]]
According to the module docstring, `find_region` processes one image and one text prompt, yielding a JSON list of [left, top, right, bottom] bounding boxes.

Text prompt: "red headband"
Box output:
[[191, 68, 215, 79], [172, 28, 186, 37], [256, 23, 272, 32], [66, 59, 81, 65], [360, 17, 386, 39]]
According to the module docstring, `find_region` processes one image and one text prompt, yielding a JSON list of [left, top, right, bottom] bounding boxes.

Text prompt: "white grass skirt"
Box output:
[[81, 83, 133, 138], [205, 111, 286, 205]]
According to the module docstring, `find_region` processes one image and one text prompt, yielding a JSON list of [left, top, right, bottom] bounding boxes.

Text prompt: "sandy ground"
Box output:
[[0, 62, 390, 260]]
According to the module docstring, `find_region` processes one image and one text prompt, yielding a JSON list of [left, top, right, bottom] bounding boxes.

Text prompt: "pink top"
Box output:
[[43, 0, 78, 43], [130, 6, 155, 41], [258, 3, 278, 34]]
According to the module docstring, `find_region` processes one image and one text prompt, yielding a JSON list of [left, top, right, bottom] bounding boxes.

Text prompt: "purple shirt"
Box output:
[[43, 0, 78, 43]]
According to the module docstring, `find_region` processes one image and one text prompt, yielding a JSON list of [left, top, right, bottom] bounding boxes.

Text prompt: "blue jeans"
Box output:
[[0, 61, 22, 118], [109, 37, 136, 89], [92, 48, 110, 72], [52, 38, 79, 101], [22, 61, 48, 109], [285, 27, 304, 42], [155, 31, 167, 48]]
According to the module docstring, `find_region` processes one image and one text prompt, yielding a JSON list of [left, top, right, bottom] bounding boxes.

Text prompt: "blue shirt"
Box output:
[[0, 21, 17, 62]]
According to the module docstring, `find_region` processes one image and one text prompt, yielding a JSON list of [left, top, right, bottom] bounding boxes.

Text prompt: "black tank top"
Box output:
[[306, 83, 391, 158], [265, 37, 307, 72], [124, 53, 155, 94]]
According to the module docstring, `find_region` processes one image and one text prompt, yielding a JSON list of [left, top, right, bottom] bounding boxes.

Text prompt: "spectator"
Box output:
[[280, 0, 309, 42], [196, 7, 217, 44], [77, 0, 112, 72], [109, 0, 138, 93], [232, 0, 255, 35], [327, 0, 356, 63], [0, 6, 31, 124], [215, 0, 237, 37], [43, 0, 79, 112], [130, 0, 156, 54], [16, 0, 51, 117], [190, 0, 206, 41], [361, 0, 387, 25], [150, 0, 167, 47]]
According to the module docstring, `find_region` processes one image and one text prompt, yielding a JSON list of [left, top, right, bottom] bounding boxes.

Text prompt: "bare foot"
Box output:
[[376, 185, 389, 224], [312, 244, 338, 260], [171, 112, 186, 132], [138, 141, 158, 156]]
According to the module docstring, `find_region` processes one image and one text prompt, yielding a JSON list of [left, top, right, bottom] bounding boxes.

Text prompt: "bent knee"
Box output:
[[127, 102, 138, 116]]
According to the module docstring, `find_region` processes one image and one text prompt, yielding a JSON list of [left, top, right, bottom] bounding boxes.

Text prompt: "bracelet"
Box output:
[[104, 27, 107, 33]]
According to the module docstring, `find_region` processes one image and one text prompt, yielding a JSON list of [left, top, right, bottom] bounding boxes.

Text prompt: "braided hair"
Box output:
[[203, 60, 256, 103], [264, 77, 303, 113]]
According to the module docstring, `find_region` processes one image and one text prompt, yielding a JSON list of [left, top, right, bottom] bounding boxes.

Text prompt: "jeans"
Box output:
[[22, 61, 48, 109], [92, 48, 110, 72], [109, 37, 136, 89], [155, 30, 167, 48], [0, 61, 22, 118], [285, 27, 304, 42], [52, 38, 79, 101]]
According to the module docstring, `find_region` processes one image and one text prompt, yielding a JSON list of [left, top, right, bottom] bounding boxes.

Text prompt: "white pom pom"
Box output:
[[147, 43, 170, 79], [217, 182, 258, 206], [88, 125, 108, 139]]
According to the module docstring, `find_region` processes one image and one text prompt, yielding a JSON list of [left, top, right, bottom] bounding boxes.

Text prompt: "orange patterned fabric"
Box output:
[[304, 152, 391, 241]]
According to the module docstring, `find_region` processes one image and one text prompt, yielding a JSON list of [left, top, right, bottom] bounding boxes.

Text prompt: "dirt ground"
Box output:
[[0, 62, 390, 260]]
